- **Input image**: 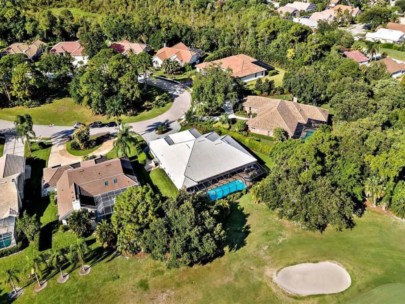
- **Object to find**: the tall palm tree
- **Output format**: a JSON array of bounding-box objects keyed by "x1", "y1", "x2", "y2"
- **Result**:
[
  {"x1": 14, "y1": 114, "x2": 36, "y2": 155},
  {"x1": 364, "y1": 176, "x2": 386, "y2": 207},
  {"x1": 113, "y1": 124, "x2": 137, "y2": 158},
  {"x1": 4, "y1": 268, "x2": 20, "y2": 295},
  {"x1": 69, "y1": 239, "x2": 90, "y2": 274},
  {"x1": 25, "y1": 255, "x2": 45, "y2": 289},
  {"x1": 47, "y1": 249, "x2": 69, "y2": 282},
  {"x1": 365, "y1": 41, "x2": 379, "y2": 61}
]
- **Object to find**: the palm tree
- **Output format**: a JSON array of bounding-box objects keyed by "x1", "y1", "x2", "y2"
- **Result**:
[
  {"x1": 69, "y1": 239, "x2": 90, "y2": 275},
  {"x1": 14, "y1": 114, "x2": 36, "y2": 155},
  {"x1": 113, "y1": 124, "x2": 137, "y2": 158},
  {"x1": 26, "y1": 255, "x2": 46, "y2": 289},
  {"x1": 47, "y1": 249, "x2": 69, "y2": 283},
  {"x1": 4, "y1": 268, "x2": 20, "y2": 295},
  {"x1": 364, "y1": 176, "x2": 386, "y2": 207},
  {"x1": 365, "y1": 41, "x2": 379, "y2": 61}
]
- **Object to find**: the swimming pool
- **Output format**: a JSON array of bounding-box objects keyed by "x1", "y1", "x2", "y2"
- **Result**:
[{"x1": 207, "y1": 180, "x2": 247, "y2": 201}]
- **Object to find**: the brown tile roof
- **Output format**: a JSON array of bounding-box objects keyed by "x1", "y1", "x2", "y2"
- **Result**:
[
  {"x1": 245, "y1": 96, "x2": 329, "y2": 137},
  {"x1": 379, "y1": 57, "x2": 405, "y2": 75},
  {"x1": 3, "y1": 40, "x2": 45, "y2": 59},
  {"x1": 51, "y1": 41, "x2": 85, "y2": 57},
  {"x1": 344, "y1": 50, "x2": 369, "y2": 63},
  {"x1": 333, "y1": 5, "x2": 360, "y2": 16},
  {"x1": 110, "y1": 40, "x2": 148, "y2": 55},
  {"x1": 55, "y1": 158, "x2": 138, "y2": 219},
  {"x1": 196, "y1": 54, "x2": 268, "y2": 78},
  {"x1": 386, "y1": 22, "x2": 405, "y2": 34},
  {"x1": 155, "y1": 42, "x2": 197, "y2": 64}
]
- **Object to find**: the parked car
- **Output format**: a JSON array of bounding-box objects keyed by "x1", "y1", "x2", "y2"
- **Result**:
[
  {"x1": 89, "y1": 121, "x2": 103, "y2": 128},
  {"x1": 73, "y1": 122, "x2": 84, "y2": 129}
]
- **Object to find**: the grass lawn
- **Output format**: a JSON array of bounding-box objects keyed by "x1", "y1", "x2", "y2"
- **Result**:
[
  {"x1": 380, "y1": 48, "x2": 405, "y2": 61},
  {"x1": 0, "y1": 96, "x2": 173, "y2": 126},
  {"x1": 1, "y1": 194, "x2": 404, "y2": 303},
  {"x1": 149, "y1": 168, "x2": 178, "y2": 198},
  {"x1": 66, "y1": 138, "x2": 102, "y2": 157},
  {"x1": 247, "y1": 67, "x2": 286, "y2": 91},
  {"x1": 0, "y1": 135, "x2": 4, "y2": 155}
]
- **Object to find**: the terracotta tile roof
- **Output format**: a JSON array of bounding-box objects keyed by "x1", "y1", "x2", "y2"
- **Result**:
[
  {"x1": 110, "y1": 40, "x2": 148, "y2": 55},
  {"x1": 245, "y1": 96, "x2": 329, "y2": 137},
  {"x1": 196, "y1": 54, "x2": 268, "y2": 78},
  {"x1": 386, "y1": 22, "x2": 405, "y2": 34},
  {"x1": 55, "y1": 158, "x2": 138, "y2": 219},
  {"x1": 379, "y1": 57, "x2": 405, "y2": 75},
  {"x1": 51, "y1": 41, "x2": 85, "y2": 57},
  {"x1": 310, "y1": 9, "x2": 335, "y2": 21},
  {"x1": 3, "y1": 40, "x2": 45, "y2": 59},
  {"x1": 155, "y1": 42, "x2": 197, "y2": 63},
  {"x1": 344, "y1": 50, "x2": 369, "y2": 63},
  {"x1": 333, "y1": 5, "x2": 360, "y2": 16}
]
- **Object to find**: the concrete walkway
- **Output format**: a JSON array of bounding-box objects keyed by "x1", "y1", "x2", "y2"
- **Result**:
[{"x1": 48, "y1": 137, "x2": 115, "y2": 168}]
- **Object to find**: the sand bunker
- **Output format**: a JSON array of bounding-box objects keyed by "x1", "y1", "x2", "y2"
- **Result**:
[{"x1": 274, "y1": 261, "x2": 351, "y2": 296}]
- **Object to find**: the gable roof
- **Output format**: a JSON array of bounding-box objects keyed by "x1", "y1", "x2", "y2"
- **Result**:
[
  {"x1": 378, "y1": 57, "x2": 405, "y2": 75},
  {"x1": 149, "y1": 129, "x2": 257, "y2": 189},
  {"x1": 287, "y1": 1, "x2": 313, "y2": 11},
  {"x1": 0, "y1": 174, "x2": 20, "y2": 220},
  {"x1": 310, "y1": 9, "x2": 335, "y2": 21},
  {"x1": 366, "y1": 28, "x2": 405, "y2": 42},
  {"x1": 155, "y1": 42, "x2": 198, "y2": 63},
  {"x1": 278, "y1": 6, "x2": 297, "y2": 15},
  {"x1": 344, "y1": 50, "x2": 369, "y2": 63},
  {"x1": 3, "y1": 40, "x2": 45, "y2": 59},
  {"x1": 196, "y1": 54, "x2": 268, "y2": 78},
  {"x1": 386, "y1": 22, "x2": 405, "y2": 34},
  {"x1": 110, "y1": 40, "x2": 148, "y2": 55},
  {"x1": 333, "y1": 5, "x2": 360, "y2": 16},
  {"x1": 51, "y1": 41, "x2": 85, "y2": 57},
  {"x1": 0, "y1": 155, "x2": 25, "y2": 178},
  {"x1": 54, "y1": 158, "x2": 138, "y2": 219},
  {"x1": 245, "y1": 96, "x2": 329, "y2": 137}
]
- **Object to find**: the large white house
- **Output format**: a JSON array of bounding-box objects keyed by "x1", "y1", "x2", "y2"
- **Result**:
[
  {"x1": 149, "y1": 129, "x2": 262, "y2": 194},
  {"x1": 0, "y1": 155, "x2": 27, "y2": 250},
  {"x1": 366, "y1": 28, "x2": 405, "y2": 44},
  {"x1": 196, "y1": 54, "x2": 271, "y2": 82}
]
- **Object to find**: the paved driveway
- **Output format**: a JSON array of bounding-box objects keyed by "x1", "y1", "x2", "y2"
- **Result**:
[
  {"x1": 2, "y1": 135, "x2": 24, "y2": 156},
  {"x1": 0, "y1": 79, "x2": 191, "y2": 142}
]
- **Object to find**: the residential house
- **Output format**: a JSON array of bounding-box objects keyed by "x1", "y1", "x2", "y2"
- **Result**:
[
  {"x1": 42, "y1": 157, "x2": 139, "y2": 224},
  {"x1": 277, "y1": 6, "x2": 298, "y2": 17},
  {"x1": 149, "y1": 129, "x2": 263, "y2": 194},
  {"x1": 0, "y1": 155, "x2": 27, "y2": 250},
  {"x1": 109, "y1": 40, "x2": 149, "y2": 55},
  {"x1": 310, "y1": 9, "x2": 335, "y2": 22},
  {"x1": 196, "y1": 54, "x2": 271, "y2": 82},
  {"x1": 377, "y1": 57, "x2": 405, "y2": 78},
  {"x1": 2, "y1": 40, "x2": 45, "y2": 60},
  {"x1": 244, "y1": 96, "x2": 329, "y2": 138},
  {"x1": 344, "y1": 50, "x2": 369, "y2": 65},
  {"x1": 293, "y1": 17, "x2": 318, "y2": 29},
  {"x1": 333, "y1": 5, "x2": 361, "y2": 18},
  {"x1": 366, "y1": 28, "x2": 405, "y2": 44},
  {"x1": 278, "y1": 1, "x2": 317, "y2": 15},
  {"x1": 386, "y1": 22, "x2": 405, "y2": 34},
  {"x1": 153, "y1": 42, "x2": 201, "y2": 68},
  {"x1": 51, "y1": 41, "x2": 88, "y2": 67}
]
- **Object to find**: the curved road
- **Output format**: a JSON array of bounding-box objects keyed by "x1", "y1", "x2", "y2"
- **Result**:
[{"x1": 0, "y1": 79, "x2": 191, "y2": 142}]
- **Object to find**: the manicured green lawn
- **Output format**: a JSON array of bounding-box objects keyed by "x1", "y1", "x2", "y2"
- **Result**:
[
  {"x1": 66, "y1": 140, "x2": 102, "y2": 157},
  {"x1": 380, "y1": 48, "x2": 405, "y2": 61},
  {"x1": 27, "y1": 141, "x2": 52, "y2": 165},
  {"x1": 0, "y1": 136, "x2": 4, "y2": 155},
  {"x1": 149, "y1": 168, "x2": 178, "y2": 198},
  {"x1": 0, "y1": 97, "x2": 173, "y2": 126},
  {"x1": 247, "y1": 67, "x2": 286, "y2": 90},
  {"x1": 2, "y1": 194, "x2": 404, "y2": 303},
  {"x1": 349, "y1": 283, "x2": 405, "y2": 304}
]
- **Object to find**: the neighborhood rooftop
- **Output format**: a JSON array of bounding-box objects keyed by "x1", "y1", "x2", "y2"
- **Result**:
[
  {"x1": 51, "y1": 41, "x2": 85, "y2": 56},
  {"x1": 155, "y1": 42, "x2": 198, "y2": 64},
  {"x1": 344, "y1": 50, "x2": 369, "y2": 64},
  {"x1": 149, "y1": 129, "x2": 258, "y2": 190},
  {"x1": 110, "y1": 40, "x2": 148, "y2": 55}
]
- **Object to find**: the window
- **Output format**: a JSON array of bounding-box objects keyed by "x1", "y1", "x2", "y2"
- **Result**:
[
  {"x1": 104, "y1": 181, "x2": 108, "y2": 186},
  {"x1": 113, "y1": 178, "x2": 117, "y2": 184}
]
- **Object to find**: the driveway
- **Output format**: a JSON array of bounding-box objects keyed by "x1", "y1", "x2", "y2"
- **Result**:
[{"x1": 2, "y1": 135, "x2": 25, "y2": 156}]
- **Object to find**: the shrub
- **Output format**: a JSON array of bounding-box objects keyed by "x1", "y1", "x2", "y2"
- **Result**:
[{"x1": 138, "y1": 152, "x2": 147, "y2": 165}]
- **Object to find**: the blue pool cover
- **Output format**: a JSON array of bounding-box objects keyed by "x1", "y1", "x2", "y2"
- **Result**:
[{"x1": 207, "y1": 180, "x2": 247, "y2": 201}]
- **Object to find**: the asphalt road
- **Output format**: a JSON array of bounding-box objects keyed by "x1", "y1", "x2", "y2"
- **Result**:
[{"x1": 0, "y1": 78, "x2": 191, "y2": 143}]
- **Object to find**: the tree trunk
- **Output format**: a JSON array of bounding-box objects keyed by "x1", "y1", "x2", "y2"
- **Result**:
[
  {"x1": 59, "y1": 266, "x2": 64, "y2": 279},
  {"x1": 35, "y1": 272, "x2": 41, "y2": 287},
  {"x1": 1, "y1": 81, "x2": 11, "y2": 103},
  {"x1": 10, "y1": 277, "x2": 16, "y2": 293}
]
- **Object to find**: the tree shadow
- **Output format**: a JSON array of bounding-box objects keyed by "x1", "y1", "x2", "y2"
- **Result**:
[
  {"x1": 224, "y1": 202, "x2": 250, "y2": 252},
  {"x1": 24, "y1": 158, "x2": 47, "y2": 217},
  {"x1": 38, "y1": 220, "x2": 57, "y2": 251},
  {"x1": 87, "y1": 247, "x2": 116, "y2": 267},
  {"x1": 0, "y1": 287, "x2": 13, "y2": 304}
]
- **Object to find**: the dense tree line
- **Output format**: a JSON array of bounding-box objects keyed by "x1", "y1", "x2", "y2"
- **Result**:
[{"x1": 111, "y1": 185, "x2": 230, "y2": 267}]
